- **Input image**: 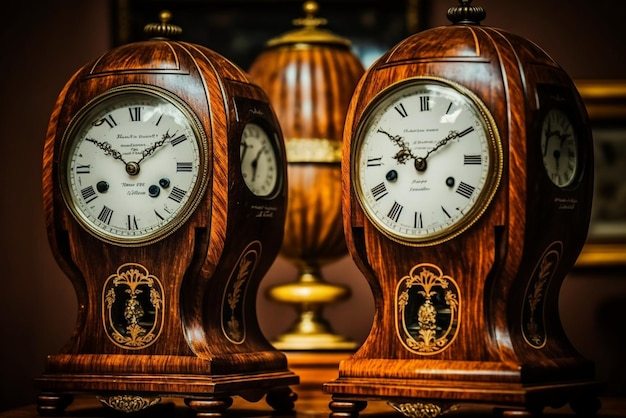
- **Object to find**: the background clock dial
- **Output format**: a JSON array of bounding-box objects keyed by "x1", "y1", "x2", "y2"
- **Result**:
[
  {"x1": 541, "y1": 108, "x2": 578, "y2": 187},
  {"x1": 239, "y1": 122, "x2": 279, "y2": 197},
  {"x1": 61, "y1": 87, "x2": 207, "y2": 244},
  {"x1": 353, "y1": 78, "x2": 502, "y2": 244}
]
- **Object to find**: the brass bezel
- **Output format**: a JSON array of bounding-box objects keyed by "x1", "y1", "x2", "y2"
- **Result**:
[
  {"x1": 352, "y1": 76, "x2": 503, "y2": 246},
  {"x1": 59, "y1": 84, "x2": 210, "y2": 247}
]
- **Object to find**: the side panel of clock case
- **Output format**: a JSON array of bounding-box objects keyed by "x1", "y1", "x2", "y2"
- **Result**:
[
  {"x1": 179, "y1": 76, "x2": 290, "y2": 373},
  {"x1": 500, "y1": 40, "x2": 595, "y2": 382}
]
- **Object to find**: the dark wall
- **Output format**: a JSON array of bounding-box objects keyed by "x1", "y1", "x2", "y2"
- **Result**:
[{"x1": 1, "y1": 0, "x2": 624, "y2": 411}]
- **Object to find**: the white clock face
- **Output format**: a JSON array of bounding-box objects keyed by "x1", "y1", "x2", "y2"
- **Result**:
[
  {"x1": 60, "y1": 86, "x2": 208, "y2": 245},
  {"x1": 541, "y1": 108, "x2": 578, "y2": 188},
  {"x1": 239, "y1": 122, "x2": 279, "y2": 197},
  {"x1": 353, "y1": 78, "x2": 502, "y2": 245}
]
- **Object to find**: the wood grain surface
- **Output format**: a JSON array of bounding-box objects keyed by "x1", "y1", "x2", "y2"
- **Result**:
[
  {"x1": 249, "y1": 42, "x2": 364, "y2": 269},
  {"x1": 40, "y1": 36, "x2": 297, "y2": 416},
  {"x1": 325, "y1": 17, "x2": 598, "y2": 417}
]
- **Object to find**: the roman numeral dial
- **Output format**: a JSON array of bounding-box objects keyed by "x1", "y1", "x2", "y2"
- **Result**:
[
  {"x1": 353, "y1": 78, "x2": 503, "y2": 244},
  {"x1": 62, "y1": 87, "x2": 208, "y2": 245}
]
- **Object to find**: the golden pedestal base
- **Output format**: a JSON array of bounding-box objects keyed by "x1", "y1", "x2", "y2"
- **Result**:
[{"x1": 267, "y1": 267, "x2": 358, "y2": 351}]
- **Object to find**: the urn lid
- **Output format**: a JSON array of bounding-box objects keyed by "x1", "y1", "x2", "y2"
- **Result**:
[{"x1": 265, "y1": 1, "x2": 351, "y2": 48}]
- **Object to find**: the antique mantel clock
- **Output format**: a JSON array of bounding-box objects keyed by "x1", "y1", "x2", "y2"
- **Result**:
[
  {"x1": 38, "y1": 12, "x2": 297, "y2": 416},
  {"x1": 324, "y1": 1, "x2": 601, "y2": 416}
]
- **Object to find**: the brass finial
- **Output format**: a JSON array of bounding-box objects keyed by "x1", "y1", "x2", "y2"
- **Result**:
[
  {"x1": 144, "y1": 10, "x2": 182, "y2": 39},
  {"x1": 292, "y1": 1, "x2": 327, "y2": 30},
  {"x1": 266, "y1": 1, "x2": 351, "y2": 48},
  {"x1": 447, "y1": 0, "x2": 486, "y2": 25}
]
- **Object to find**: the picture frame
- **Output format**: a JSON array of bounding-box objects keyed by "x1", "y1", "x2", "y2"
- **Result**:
[{"x1": 575, "y1": 80, "x2": 626, "y2": 267}]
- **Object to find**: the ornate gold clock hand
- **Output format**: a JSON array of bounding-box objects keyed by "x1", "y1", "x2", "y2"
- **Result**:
[
  {"x1": 414, "y1": 127, "x2": 475, "y2": 171},
  {"x1": 136, "y1": 130, "x2": 175, "y2": 165},
  {"x1": 377, "y1": 128, "x2": 418, "y2": 164},
  {"x1": 84, "y1": 137, "x2": 128, "y2": 164}
]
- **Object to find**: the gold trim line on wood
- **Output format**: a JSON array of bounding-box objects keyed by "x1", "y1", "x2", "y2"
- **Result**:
[{"x1": 285, "y1": 138, "x2": 342, "y2": 163}]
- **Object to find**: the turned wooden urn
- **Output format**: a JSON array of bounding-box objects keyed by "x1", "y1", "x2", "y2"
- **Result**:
[{"x1": 248, "y1": 1, "x2": 364, "y2": 350}]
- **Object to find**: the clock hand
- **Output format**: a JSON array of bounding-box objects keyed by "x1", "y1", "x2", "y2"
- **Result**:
[
  {"x1": 136, "y1": 130, "x2": 175, "y2": 165},
  {"x1": 423, "y1": 130, "x2": 461, "y2": 158},
  {"x1": 552, "y1": 131, "x2": 571, "y2": 171},
  {"x1": 553, "y1": 149, "x2": 560, "y2": 170},
  {"x1": 414, "y1": 128, "x2": 473, "y2": 171},
  {"x1": 84, "y1": 137, "x2": 128, "y2": 165},
  {"x1": 377, "y1": 128, "x2": 418, "y2": 164},
  {"x1": 240, "y1": 139, "x2": 250, "y2": 163},
  {"x1": 251, "y1": 145, "x2": 266, "y2": 181},
  {"x1": 542, "y1": 124, "x2": 560, "y2": 157}
]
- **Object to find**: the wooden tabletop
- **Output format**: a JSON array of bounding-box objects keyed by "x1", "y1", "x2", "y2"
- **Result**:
[
  {"x1": 2, "y1": 395, "x2": 625, "y2": 417},
  {"x1": 7, "y1": 353, "x2": 623, "y2": 417}
]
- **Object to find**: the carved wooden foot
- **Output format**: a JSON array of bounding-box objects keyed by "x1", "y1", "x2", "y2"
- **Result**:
[
  {"x1": 185, "y1": 396, "x2": 233, "y2": 417},
  {"x1": 36, "y1": 393, "x2": 73, "y2": 416},
  {"x1": 266, "y1": 386, "x2": 297, "y2": 412},
  {"x1": 329, "y1": 398, "x2": 367, "y2": 418}
]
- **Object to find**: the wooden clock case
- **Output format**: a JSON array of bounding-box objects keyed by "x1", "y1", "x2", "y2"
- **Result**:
[
  {"x1": 38, "y1": 19, "x2": 297, "y2": 417},
  {"x1": 324, "y1": 4, "x2": 601, "y2": 417}
]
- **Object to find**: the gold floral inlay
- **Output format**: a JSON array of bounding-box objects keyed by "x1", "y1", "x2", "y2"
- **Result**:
[
  {"x1": 388, "y1": 401, "x2": 459, "y2": 418},
  {"x1": 523, "y1": 241, "x2": 562, "y2": 348},
  {"x1": 97, "y1": 394, "x2": 161, "y2": 413},
  {"x1": 395, "y1": 263, "x2": 461, "y2": 355},
  {"x1": 222, "y1": 241, "x2": 261, "y2": 344},
  {"x1": 102, "y1": 263, "x2": 164, "y2": 349}
]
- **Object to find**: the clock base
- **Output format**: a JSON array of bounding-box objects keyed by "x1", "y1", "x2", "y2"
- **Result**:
[
  {"x1": 36, "y1": 354, "x2": 298, "y2": 417},
  {"x1": 37, "y1": 373, "x2": 297, "y2": 417},
  {"x1": 324, "y1": 377, "x2": 603, "y2": 417}
]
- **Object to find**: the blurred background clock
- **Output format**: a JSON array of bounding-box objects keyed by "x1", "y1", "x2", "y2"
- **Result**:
[
  {"x1": 38, "y1": 12, "x2": 297, "y2": 416},
  {"x1": 324, "y1": 1, "x2": 600, "y2": 416}
]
